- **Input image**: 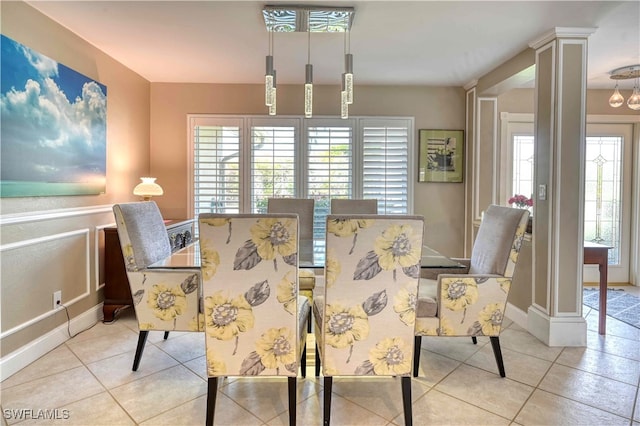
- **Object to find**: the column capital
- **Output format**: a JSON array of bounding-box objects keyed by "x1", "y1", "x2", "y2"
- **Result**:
[
  {"x1": 529, "y1": 27, "x2": 597, "y2": 49},
  {"x1": 463, "y1": 79, "x2": 478, "y2": 91}
]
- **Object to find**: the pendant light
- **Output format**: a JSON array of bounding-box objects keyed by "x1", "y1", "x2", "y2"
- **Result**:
[
  {"x1": 627, "y1": 78, "x2": 640, "y2": 111},
  {"x1": 608, "y1": 82, "x2": 624, "y2": 108},
  {"x1": 265, "y1": 10, "x2": 276, "y2": 114},
  {"x1": 343, "y1": 14, "x2": 353, "y2": 105},
  {"x1": 608, "y1": 65, "x2": 640, "y2": 110},
  {"x1": 304, "y1": 24, "x2": 313, "y2": 118},
  {"x1": 261, "y1": 6, "x2": 355, "y2": 119}
]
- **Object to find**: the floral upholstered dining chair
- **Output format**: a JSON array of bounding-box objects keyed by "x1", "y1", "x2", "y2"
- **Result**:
[
  {"x1": 314, "y1": 214, "x2": 425, "y2": 426},
  {"x1": 198, "y1": 213, "x2": 310, "y2": 426},
  {"x1": 413, "y1": 204, "x2": 529, "y2": 378},
  {"x1": 112, "y1": 202, "x2": 202, "y2": 371}
]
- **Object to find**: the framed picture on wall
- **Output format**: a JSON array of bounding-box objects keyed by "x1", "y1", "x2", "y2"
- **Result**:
[
  {"x1": 418, "y1": 129, "x2": 464, "y2": 183},
  {"x1": 0, "y1": 34, "x2": 107, "y2": 197}
]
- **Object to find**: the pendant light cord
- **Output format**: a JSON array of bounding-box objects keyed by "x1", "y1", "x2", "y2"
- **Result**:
[{"x1": 307, "y1": 20, "x2": 311, "y2": 64}]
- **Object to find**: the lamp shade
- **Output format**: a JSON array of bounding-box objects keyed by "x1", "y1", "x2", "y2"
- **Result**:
[{"x1": 133, "y1": 177, "x2": 163, "y2": 201}]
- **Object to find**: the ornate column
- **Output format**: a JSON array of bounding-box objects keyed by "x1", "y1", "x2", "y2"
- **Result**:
[{"x1": 528, "y1": 28, "x2": 596, "y2": 346}]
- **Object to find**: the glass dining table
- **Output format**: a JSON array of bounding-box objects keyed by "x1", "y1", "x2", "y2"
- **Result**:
[{"x1": 147, "y1": 241, "x2": 465, "y2": 270}]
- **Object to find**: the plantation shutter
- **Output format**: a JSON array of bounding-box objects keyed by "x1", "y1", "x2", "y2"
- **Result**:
[
  {"x1": 306, "y1": 122, "x2": 353, "y2": 242},
  {"x1": 248, "y1": 118, "x2": 299, "y2": 212},
  {"x1": 191, "y1": 117, "x2": 242, "y2": 221},
  {"x1": 361, "y1": 119, "x2": 411, "y2": 214}
]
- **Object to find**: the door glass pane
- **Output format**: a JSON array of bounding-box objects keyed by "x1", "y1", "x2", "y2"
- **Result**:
[
  {"x1": 584, "y1": 136, "x2": 623, "y2": 264},
  {"x1": 512, "y1": 135, "x2": 535, "y2": 202}
]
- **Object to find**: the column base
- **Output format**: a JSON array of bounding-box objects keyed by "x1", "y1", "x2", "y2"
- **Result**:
[{"x1": 527, "y1": 306, "x2": 587, "y2": 347}]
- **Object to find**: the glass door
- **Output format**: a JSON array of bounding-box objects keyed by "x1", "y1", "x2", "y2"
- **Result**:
[
  {"x1": 505, "y1": 120, "x2": 634, "y2": 284},
  {"x1": 583, "y1": 123, "x2": 633, "y2": 284}
]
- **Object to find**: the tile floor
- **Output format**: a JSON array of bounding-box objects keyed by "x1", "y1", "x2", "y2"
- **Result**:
[{"x1": 2, "y1": 287, "x2": 639, "y2": 426}]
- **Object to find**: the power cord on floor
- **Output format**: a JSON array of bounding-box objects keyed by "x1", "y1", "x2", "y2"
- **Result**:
[{"x1": 59, "y1": 302, "x2": 98, "y2": 338}]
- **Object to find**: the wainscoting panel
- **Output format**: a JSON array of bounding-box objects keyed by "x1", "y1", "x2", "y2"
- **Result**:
[{"x1": 0, "y1": 229, "x2": 91, "y2": 338}]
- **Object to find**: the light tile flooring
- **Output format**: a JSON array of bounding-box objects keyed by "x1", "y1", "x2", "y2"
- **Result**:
[{"x1": 2, "y1": 287, "x2": 639, "y2": 426}]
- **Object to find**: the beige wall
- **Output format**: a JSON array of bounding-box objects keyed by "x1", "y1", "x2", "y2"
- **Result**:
[
  {"x1": 1, "y1": 2, "x2": 150, "y2": 357},
  {"x1": 499, "y1": 87, "x2": 640, "y2": 116},
  {"x1": 150, "y1": 83, "x2": 467, "y2": 256}
]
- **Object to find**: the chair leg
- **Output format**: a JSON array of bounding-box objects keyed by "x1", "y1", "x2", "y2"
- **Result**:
[
  {"x1": 490, "y1": 336, "x2": 506, "y2": 377},
  {"x1": 412, "y1": 336, "x2": 421, "y2": 377},
  {"x1": 301, "y1": 342, "x2": 307, "y2": 378},
  {"x1": 288, "y1": 377, "x2": 296, "y2": 426},
  {"x1": 401, "y1": 376, "x2": 413, "y2": 426},
  {"x1": 315, "y1": 343, "x2": 321, "y2": 377},
  {"x1": 206, "y1": 377, "x2": 218, "y2": 426},
  {"x1": 323, "y1": 376, "x2": 333, "y2": 426},
  {"x1": 132, "y1": 331, "x2": 149, "y2": 371},
  {"x1": 471, "y1": 336, "x2": 477, "y2": 344},
  {"x1": 307, "y1": 305, "x2": 312, "y2": 333},
  {"x1": 164, "y1": 331, "x2": 170, "y2": 340}
]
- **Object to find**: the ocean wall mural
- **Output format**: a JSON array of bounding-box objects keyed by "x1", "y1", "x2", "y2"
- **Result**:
[{"x1": 1, "y1": 34, "x2": 107, "y2": 197}]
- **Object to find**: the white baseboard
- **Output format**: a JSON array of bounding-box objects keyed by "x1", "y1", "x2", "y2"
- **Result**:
[
  {"x1": 505, "y1": 302, "x2": 528, "y2": 330},
  {"x1": 0, "y1": 304, "x2": 103, "y2": 382},
  {"x1": 527, "y1": 305, "x2": 587, "y2": 347}
]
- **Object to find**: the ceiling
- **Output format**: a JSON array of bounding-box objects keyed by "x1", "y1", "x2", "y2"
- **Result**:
[{"x1": 26, "y1": 1, "x2": 640, "y2": 90}]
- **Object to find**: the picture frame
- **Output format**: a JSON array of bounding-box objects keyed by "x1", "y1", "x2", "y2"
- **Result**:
[
  {"x1": 418, "y1": 129, "x2": 464, "y2": 183},
  {"x1": 1, "y1": 34, "x2": 107, "y2": 197}
]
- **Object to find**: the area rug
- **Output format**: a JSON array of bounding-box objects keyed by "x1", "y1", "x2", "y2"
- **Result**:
[{"x1": 583, "y1": 288, "x2": 640, "y2": 329}]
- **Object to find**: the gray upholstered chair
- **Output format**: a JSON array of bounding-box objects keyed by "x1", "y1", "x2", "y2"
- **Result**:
[
  {"x1": 112, "y1": 202, "x2": 202, "y2": 371},
  {"x1": 267, "y1": 198, "x2": 316, "y2": 313},
  {"x1": 413, "y1": 204, "x2": 529, "y2": 378},
  {"x1": 330, "y1": 198, "x2": 378, "y2": 214},
  {"x1": 315, "y1": 214, "x2": 424, "y2": 426},
  {"x1": 198, "y1": 214, "x2": 310, "y2": 426}
]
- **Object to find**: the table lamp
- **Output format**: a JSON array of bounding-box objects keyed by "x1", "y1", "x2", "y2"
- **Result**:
[{"x1": 133, "y1": 177, "x2": 163, "y2": 201}]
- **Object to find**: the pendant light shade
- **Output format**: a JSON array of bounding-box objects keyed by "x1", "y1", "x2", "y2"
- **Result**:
[
  {"x1": 341, "y1": 88, "x2": 349, "y2": 119},
  {"x1": 608, "y1": 65, "x2": 640, "y2": 110},
  {"x1": 269, "y1": 83, "x2": 277, "y2": 116},
  {"x1": 627, "y1": 79, "x2": 640, "y2": 110},
  {"x1": 608, "y1": 83, "x2": 624, "y2": 108},
  {"x1": 265, "y1": 56, "x2": 274, "y2": 106},
  {"x1": 344, "y1": 53, "x2": 354, "y2": 105},
  {"x1": 305, "y1": 64, "x2": 313, "y2": 118}
]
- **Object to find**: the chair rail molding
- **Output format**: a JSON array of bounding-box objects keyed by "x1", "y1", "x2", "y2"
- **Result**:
[{"x1": 0, "y1": 204, "x2": 113, "y2": 226}]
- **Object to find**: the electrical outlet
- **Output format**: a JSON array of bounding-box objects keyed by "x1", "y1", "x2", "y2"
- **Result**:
[{"x1": 53, "y1": 291, "x2": 62, "y2": 310}]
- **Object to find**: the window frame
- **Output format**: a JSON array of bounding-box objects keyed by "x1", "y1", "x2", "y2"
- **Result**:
[{"x1": 187, "y1": 114, "x2": 415, "y2": 219}]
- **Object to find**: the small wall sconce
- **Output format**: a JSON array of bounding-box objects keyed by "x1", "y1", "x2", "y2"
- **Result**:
[{"x1": 133, "y1": 177, "x2": 163, "y2": 201}]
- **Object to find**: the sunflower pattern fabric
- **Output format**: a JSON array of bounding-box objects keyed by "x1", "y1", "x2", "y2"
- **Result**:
[
  {"x1": 198, "y1": 214, "x2": 306, "y2": 377},
  {"x1": 315, "y1": 215, "x2": 425, "y2": 377},
  {"x1": 415, "y1": 206, "x2": 529, "y2": 337},
  {"x1": 113, "y1": 202, "x2": 202, "y2": 333}
]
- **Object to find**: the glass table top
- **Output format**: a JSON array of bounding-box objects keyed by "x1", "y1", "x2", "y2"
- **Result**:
[{"x1": 148, "y1": 242, "x2": 465, "y2": 270}]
